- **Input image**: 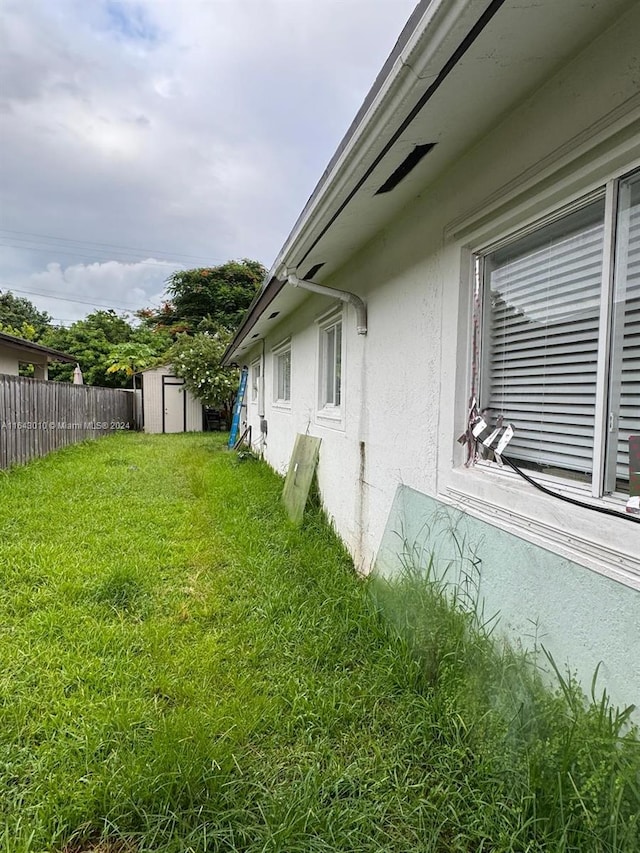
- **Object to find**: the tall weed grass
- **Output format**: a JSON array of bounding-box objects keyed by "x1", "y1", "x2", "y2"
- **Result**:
[{"x1": 371, "y1": 538, "x2": 640, "y2": 852}]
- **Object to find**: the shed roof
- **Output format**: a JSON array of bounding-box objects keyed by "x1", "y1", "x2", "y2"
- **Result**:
[{"x1": 138, "y1": 363, "x2": 174, "y2": 375}]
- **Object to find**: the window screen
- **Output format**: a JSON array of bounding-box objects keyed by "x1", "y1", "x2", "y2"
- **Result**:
[{"x1": 483, "y1": 199, "x2": 606, "y2": 480}]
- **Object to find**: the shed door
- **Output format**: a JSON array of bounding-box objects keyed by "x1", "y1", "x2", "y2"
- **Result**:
[{"x1": 163, "y1": 379, "x2": 186, "y2": 433}]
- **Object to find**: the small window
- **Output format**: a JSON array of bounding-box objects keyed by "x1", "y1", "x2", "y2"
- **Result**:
[
  {"x1": 318, "y1": 315, "x2": 342, "y2": 412},
  {"x1": 273, "y1": 343, "x2": 291, "y2": 405},
  {"x1": 250, "y1": 359, "x2": 261, "y2": 404}
]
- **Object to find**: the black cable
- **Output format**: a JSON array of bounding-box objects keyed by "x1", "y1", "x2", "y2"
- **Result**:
[
  {"x1": 501, "y1": 453, "x2": 640, "y2": 525},
  {"x1": 0, "y1": 242, "x2": 184, "y2": 268},
  {"x1": 0, "y1": 283, "x2": 154, "y2": 313},
  {"x1": 0, "y1": 228, "x2": 225, "y2": 264}
]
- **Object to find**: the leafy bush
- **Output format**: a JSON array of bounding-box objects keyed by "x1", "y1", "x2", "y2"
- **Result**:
[{"x1": 169, "y1": 330, "x2": 238, "y2": 409}]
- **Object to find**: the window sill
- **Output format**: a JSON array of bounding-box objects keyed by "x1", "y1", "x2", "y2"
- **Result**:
[
  {"x1": 316, "y1": 406, "x2": 344, "y2": 429},
  {"x1": 439, "y1": 463, "x2": 640, "y2": 590},
  {"x1": 272, "y1": 401, "x2": 291, "y2": 412},
  {"x1": 474, "y1": 459, "x2": 631, "y2": 510}
]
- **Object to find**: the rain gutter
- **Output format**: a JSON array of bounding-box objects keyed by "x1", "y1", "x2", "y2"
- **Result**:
[{"x1": 222, "y1": 0, "x2": 507, "y2": 364}]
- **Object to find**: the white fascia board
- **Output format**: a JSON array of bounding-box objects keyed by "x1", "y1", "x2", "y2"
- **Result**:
[{"x1": 273, "y1": 0, "x2": 494, "y2": 278}]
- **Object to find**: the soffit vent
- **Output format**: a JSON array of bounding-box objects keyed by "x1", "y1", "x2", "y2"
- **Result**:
[
  {"x1": 303, "y1": 263, "x2": 325, "y2": 280},
  {"x1": 375, "y1": 143, "x2": 436, "y2": 195}
]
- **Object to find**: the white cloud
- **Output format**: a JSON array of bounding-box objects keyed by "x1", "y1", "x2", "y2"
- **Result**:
[
  {"x1": 0, "y1": 0, "x2": 418, "y2": 319},
  {"x1": 12, "y1": 259, "x2": 178, "y2": 324}
]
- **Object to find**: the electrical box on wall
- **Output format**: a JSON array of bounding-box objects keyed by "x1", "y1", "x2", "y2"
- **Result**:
[{"x1": 260, "y1": 418, "x2": 268, "y2": 436}]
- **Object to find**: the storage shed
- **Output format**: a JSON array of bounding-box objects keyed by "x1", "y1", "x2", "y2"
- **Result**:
[{"x1": 139, "y1": 365, "x2": 203, "y2": 434}]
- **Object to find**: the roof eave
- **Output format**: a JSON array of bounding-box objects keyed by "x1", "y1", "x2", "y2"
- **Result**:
[
  {"x1": 221, "y1": 275, "x2": 285, "y2": 365},
  {"x1": 0, "y1": 331, "x2": 76, "y2": 363},
  {"x1": 223, "y1": 0, "x2": 497, "y2": 363}
]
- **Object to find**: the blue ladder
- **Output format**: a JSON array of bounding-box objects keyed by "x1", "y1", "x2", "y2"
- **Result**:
[{"x1": 228, "y1": 366, "x2": 249, "y2": 449}]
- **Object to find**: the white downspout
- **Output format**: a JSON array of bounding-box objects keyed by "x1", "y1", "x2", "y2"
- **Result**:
[
  {"x1": 284, "y1": 271, "x2": 367, "y2": 335},
  {"x1": 259, "y1": 338, "x2": 266, "y2": 418}
]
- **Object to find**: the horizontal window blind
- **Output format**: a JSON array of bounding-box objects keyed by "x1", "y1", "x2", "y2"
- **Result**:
[{"x1": 486, "y1": 200, "x2": 605, "y2": 477}]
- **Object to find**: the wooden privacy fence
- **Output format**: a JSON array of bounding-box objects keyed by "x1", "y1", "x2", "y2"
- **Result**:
[{"x1": 0, "y1": 375, "x2": 136, "y2": 470}]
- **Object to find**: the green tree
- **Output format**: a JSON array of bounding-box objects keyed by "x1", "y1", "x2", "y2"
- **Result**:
[
  {"x1": 43, "y1": 310, "x2": 137, "y2": 386},
  {"x1": 139, "y1": 259, "x2": 265, "y2": 336},
  {"x1": 106, "y1": 342, "x2": 162, "y2": 383},
  {"x1": 0, "y1": 320, "x2": 38, "y2": 342},
  {"x1": 42, "y1": 311, "x2": 172, "y2": 387},
  {"x1": 169, "y1": 330, "x2": 238, "y2": 414},
  {"x1": 0, "y1": 291, "x2": 51, "y2": 339},
  {"x1": 105, "y1": 326, "x2": 172, "y2": 383}
]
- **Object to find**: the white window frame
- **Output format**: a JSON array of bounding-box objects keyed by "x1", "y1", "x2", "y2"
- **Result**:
[
  {"x1": 473, "y1": 167, "x2": 640, "y2": 500},
  {"x1": 250, "y1": 358, "x2": 261, "y2": 405},
  {"x1": 316, "y1": 308, "x2": 344, "y2": 423},
  {"x1": 272, "y1": 339, "x2": 291, "y2": 409}
]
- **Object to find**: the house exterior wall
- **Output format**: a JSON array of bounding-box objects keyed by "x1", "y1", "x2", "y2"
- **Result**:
[
  {"x1": 241, "y1": 9, "x2": 640, "y2": 709},
  {"x1": 141, "y1": 366, "x2": 203, "y2": 434},
  {"x1": 376, "y1": 486, "x2": 640, "y2": 718},
  {"x1": 0, "y1": 344, "x2": 51, "y2": 379},
  {"x1": 0, "y1": 348, "x2": 19, "y2": 376}
]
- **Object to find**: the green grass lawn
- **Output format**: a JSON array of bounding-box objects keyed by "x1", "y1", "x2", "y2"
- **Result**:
[{"x1": 0, "y1": 433, "x2": 638, "y2": 852}]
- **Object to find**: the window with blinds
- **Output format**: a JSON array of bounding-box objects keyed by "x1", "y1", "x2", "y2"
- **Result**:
[
  {"x1": 323, "y1": 321, "x2": 342, "y2": 407},
  {"x1": 318, "y1": 313, "x2": 343, "y2": 413},
  {"x1": 480, "y1": 169, "x2": 639, "y2": 495},
  {"x1": 274, "y1": 347, "x2": 291, "y2": 404},
  {"x1": 250, "y1": 359, "x2": 261, "y2": 404}
]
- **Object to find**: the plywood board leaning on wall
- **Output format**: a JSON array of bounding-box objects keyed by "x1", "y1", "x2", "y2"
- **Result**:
[{"x1": 282, "y1": 434, "x2": 321, "y2": 526}]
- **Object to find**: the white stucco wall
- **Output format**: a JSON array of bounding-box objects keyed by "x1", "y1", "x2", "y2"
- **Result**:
[
  {"x1": 0, "y1": 348, "x2": 19, "y2": 376},
  {"x1": 0, "y1": 345, "x2": 49, "y2": 379},
  {"x1": 247, "y1": 1, "x2": 639, "y2": 569},
  {"x1": 240, "y1": 7, "x2": 640, "y2": 710},
  {"x1": 141, "y1": 366, "x2": 203, "y2": 434},
  {"x1": 376, "y1": 486, "x2": 640, "y2": 717}
]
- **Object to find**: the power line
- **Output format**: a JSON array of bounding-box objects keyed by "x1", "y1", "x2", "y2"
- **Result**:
[
  {"x1": 0, "y1": 241, "x2": 186, "y2": 269},
  {"x1": 0, "y1": 227, "x2": 218, "y2": 260},
  {"x1": 0, "y1": 282, "x2": 156, "y2": 313},
  {"x1": 0, "y1": 228, "x2": 226, "y2": 265}
]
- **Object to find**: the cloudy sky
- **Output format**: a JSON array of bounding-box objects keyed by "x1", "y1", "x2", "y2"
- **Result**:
[{"x1": 0, "y1": 0, "x2": 417, "y2": 325}]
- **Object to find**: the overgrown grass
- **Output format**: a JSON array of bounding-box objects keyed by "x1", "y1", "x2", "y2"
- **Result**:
[
  {"x1": 0, "y1": 433, "x2": 638, "y2": 852},
  {"x1": 372, "y1": 557, "x2": 640, "y2": 852}
]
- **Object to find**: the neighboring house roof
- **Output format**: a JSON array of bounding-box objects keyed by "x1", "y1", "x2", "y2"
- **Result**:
[
  {"x1": 0, "y1": 331, "x2": 76, "y2": 364},
  {"x1": 224, "y1": 0, "x2": 630, "y2": 364}
]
